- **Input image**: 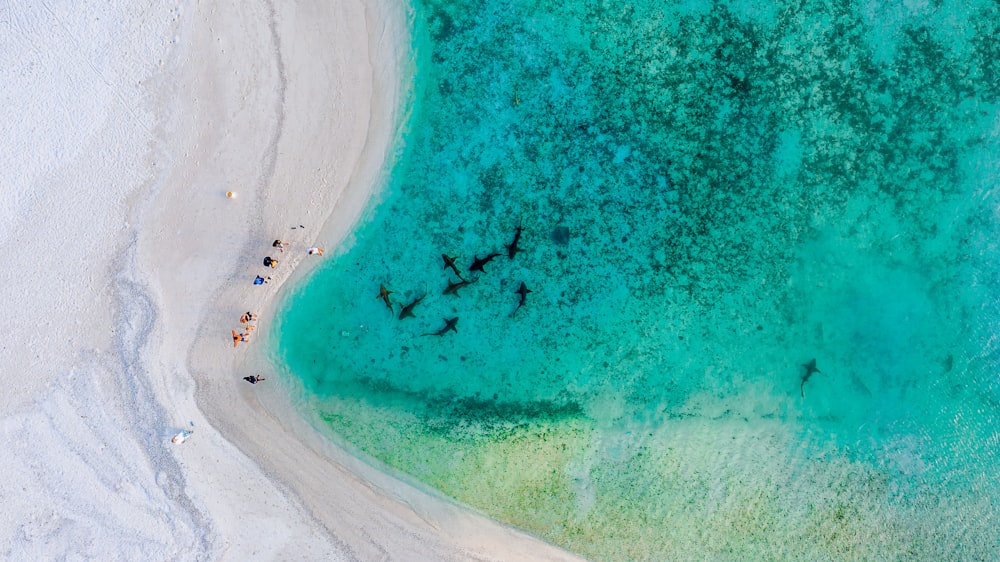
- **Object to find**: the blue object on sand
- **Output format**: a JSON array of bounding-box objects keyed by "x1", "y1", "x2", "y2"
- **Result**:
[{"x1": 253, "y1": 275, "x2": 265, "y2": 285}]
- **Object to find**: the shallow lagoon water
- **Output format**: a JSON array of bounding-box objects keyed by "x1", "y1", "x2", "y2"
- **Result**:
[{"x1": 275, "y1": 1, "x2": 1000, "y2": 558}]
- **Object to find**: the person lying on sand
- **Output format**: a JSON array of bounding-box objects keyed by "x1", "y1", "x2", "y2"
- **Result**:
[
  {"x1": 243, "y1": 375, "x2": 265, "y2": 384},
  {"x1": 232, "y1": 330, "x2": 250, "y2": 347},
  {"x1": 240, "y1": 312, "x2": 258, "y2": 330},
  {"x1": 171, "y1": 430, "x2": 193, "y2": 444},
  {"x1": 307, "y1": 247, "x2": 324, "y2": 255}
]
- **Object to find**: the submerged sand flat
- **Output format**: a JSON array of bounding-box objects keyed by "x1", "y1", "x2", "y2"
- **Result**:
[{"x1": 0, "y1": 1, "x2": 581, "y2": 559}]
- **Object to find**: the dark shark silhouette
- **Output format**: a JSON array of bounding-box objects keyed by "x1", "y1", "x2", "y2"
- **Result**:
[
  {"x1": 511, "y1": 281, "x2": 532, "y2": 318},
  {"x1": 443, "y1": 277, "x2": 476, "y2": 297},
  {"x1": 422, "y1": 317, "x2": 458, "y2": 337},
  {"x1": 398, "y1": 293, "x2": 426, "y2": 320},
  {"x1": 800, "y1": 358, "x2": 820, "y2": 398},
  {"x1": 469, "y1": 253, "x2": 502, "y2": 273},
  {"x1": 505, "y1": 225, "x2": 524, "y2": 259},
  {"x1": 442, "y1": 254, "x2": 463, "y2": 278},
  {"x1": 376, "y1": 284, "x2": 393, "y2": 313}
]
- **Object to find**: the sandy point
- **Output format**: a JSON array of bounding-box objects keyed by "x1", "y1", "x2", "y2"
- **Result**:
[
  {"x1": 0, "y1": 0, "x2": 589, "y2": 560},
  {"x1": 130, "y1": 0, "x2": 588, "y2": 560}
]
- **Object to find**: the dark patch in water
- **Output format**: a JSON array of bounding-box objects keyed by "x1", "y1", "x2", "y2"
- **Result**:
[
  {"x1": 551, "y1": 225, "x2": 570, "y2": 245},
  {"x1": 345, "y1": 375, "x2": 583, "y2": 435}
]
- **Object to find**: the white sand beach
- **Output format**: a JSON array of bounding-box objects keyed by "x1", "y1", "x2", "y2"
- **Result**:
[{"x1": 0, "y1": 1, "x2": 582, "y2": 560}]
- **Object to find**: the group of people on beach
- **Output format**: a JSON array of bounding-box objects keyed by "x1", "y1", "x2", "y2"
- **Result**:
[
  {"x1": 232, "y1": 311, "x2": 259, "y2": 385},
  {"x1": 234, "y1": 233, "x2": 326, "y2": 385},
  {"x1": 232, "y1": 311, "x2": 257, "y2": 348},
  {"x1": 270, "y1": 238, "x2": 324, "y2": 257},
  {"x1": 255, "y1": 240, "x2": 324, "y2": 285}
]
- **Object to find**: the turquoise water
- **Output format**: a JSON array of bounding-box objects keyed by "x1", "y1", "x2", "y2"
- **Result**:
[{"x1": 275, "y1": 1, "x2": 1000, "y2": 558}]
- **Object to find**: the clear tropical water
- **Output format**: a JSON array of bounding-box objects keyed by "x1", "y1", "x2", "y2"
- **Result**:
[{"x1": 274, "y1": 0, "x2": 1000, "y2": 559}]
